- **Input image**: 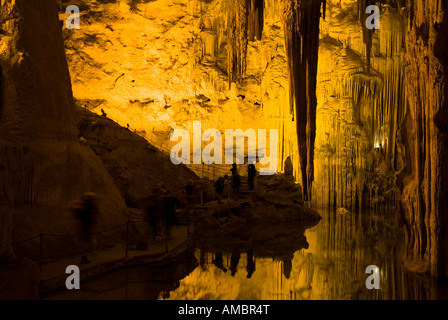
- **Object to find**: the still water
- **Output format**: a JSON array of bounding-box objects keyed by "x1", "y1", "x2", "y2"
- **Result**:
[{"x1": 44, "y1": 206, "x2": 448, "y2": 300}]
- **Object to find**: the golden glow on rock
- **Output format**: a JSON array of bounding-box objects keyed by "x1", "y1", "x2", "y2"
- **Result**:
[{"x1": 63, "y1": 0, "x2": 301, "y2": 181}]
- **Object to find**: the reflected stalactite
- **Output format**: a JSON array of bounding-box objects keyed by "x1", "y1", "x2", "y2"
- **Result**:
[
  {"x1": 282, "y1": 0, "x2": 325, "y2": 201},
  {"x1": 161, "y1": 208, "x2": 440, "y2": 299},
  {"x1": 291, "y1": 207, "x2": 438, "y2": 300}
]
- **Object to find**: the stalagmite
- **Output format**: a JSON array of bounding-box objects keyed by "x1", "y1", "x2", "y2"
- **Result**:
[{"x1": 282, "y1": 0, "x2": 325, "y2": 201}]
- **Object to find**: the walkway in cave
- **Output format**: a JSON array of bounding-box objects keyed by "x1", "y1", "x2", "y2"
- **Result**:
[
  {"x1": 39, "y1": 186, "x2": 258, "y2": 294},
  {"x1": 40, "y1": 226, "x2": 190, "y2": 294}
]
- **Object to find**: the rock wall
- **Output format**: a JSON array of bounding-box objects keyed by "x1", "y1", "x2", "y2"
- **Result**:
[
  {"x1": 313, "y1": 0, "x2": 406, "y2": 210},
  {"x1": 0, "y1": 0, "x2": 128, "y2": 261},
  {"x1": 60, "y1": 0, "x2": 304, "y2": 182},
  {"x1": 398, "y1": 0, "x2": 448, "y2": 277}
]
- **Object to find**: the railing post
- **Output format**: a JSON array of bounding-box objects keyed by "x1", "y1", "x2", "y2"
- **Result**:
[
  {"x1": 228, "y1": 179, "x2": 230, "y2": 203},
  {"x1": 125, "y1": 221, "x2": 129, "y2": 258},
  {"x1": 39, "y1": 233, "x2": 43, "y2": 274},
  {"x1": 165, "y1": 236, "x2": 168, "y2": 254},
  {"x1": 187, "y1": 208, "x2": 190, "y2": 238}
]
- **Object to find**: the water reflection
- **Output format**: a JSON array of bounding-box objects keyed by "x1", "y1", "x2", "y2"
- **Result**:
[
  {"x1": 44, "y1": 206, "x2": 448, "y2": 300},
  {"x1": 164, "y1": 206, "x2": 447, "y2": 300},
  {"x1": 43, "y1": 251, "x2": 198, "y2": 300}
]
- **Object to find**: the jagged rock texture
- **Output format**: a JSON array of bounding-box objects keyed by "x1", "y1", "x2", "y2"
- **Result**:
[
  {"x1": 313, "y1": 1, "x2": 407, "y2": 211},
  {"x1": 397, "y1": 0, "x2": 448, "y2": 277}
]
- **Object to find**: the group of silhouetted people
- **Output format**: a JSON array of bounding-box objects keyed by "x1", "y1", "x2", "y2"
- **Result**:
[
  {"x1": 69, "y1": 163, "x2": 259, "y2": 265},
  {"x1": 214, "y1": 163, "x2": 258, "y2": 202}
]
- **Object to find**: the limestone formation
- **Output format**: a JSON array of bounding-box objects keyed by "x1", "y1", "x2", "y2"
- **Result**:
[
  {"x1": 0, "y1": 0, "x2": 132, "y2": 263},
  {"x1": 1, "y1": 0, "x2": 448, "y2": 290},
  {"x1": 282, "y1": 0, "x2": 325, "y2": 201},
  {"x1": 398, "y1": 0, "x2": 448, "y2": 278}
]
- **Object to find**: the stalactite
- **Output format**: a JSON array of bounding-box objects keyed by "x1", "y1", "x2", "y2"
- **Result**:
[
  {"x1": 247, "y1": 0, "x2": 265, "y2": 41},
  {"x1": 282, "y1": 0, "x2": 325, "y2": 201},
  {"x1": 313, "y1": 3, "x2": 407, "y2": 211},
  {"x1": 227, "y1": 0, "x2": 249, "y2": 86},
  {"x1": 358, "y1": 0, "x2": 374, "y2": 74}
]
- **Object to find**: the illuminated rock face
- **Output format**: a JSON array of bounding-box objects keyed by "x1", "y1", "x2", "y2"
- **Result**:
[
  {"x1": 398, "y1": 0, "x2": 448, "y2": 277},
  {"x1": 313, "y1": 1, "x2": 406, "y2": 210},
  {"x1": 0, "y1": 0, "x2": 128, "y2": 260},
  {"x1": 62, "y1": 0, "x2": 302, "y2": 180},
  {"x1": 2, "y1": 0, "x2": 444, "y2": 281},
  {"x1": 62, "y1": 0, "x2": 408, "y2": 208}
]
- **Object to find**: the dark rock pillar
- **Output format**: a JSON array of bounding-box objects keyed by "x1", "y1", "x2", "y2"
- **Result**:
[
  {"x1": 0, "y1": 0, "x2": 127, "y2": 262},
  {"x1": 282, "y1": 0, "x2": 325, "y2": 201}
]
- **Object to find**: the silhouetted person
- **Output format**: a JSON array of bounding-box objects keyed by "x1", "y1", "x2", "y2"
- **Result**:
[
  {"x1": 70, "y1": 192, "x2": 99, "y2": 264},
  {"x1": 231, "y1": 169, "x2": 241, "y2": 200},
  {"x1": 179, "y1": 189, "x2": 187, "y2": 209},
  {"x1": 101, "y1": 108, "x2": 107, "y2": 117},
  {"x1": 247, "y1": 164, "x2": 257, "y2": 190},
  {"x1": 246, "y1": 250, "x2": 256, "y2": 279},
  {"x1": 230, "y1": 249, "x2": 241, "y2": 277},
  {"x1": 146, "y1": 187, "x2": 165, "y2": 241},
  {"x1": 212, "y1": 251, "x2": 227, "y2": 273},
  {"x1": 163, "y1": 189, "x2": 180, "y2": 239},
  {"x1": 230, "y1": 163, "x2": 238, "y2": 175},
  {"x1": 215, "y1": 175, "x2": 227, "y2": 204},
  {"x1": 283, "y1": 259, "x2": 292, "y2": 279},
  {"x1": 284, "y1": 156, "x2": 293, "y2": 176}
]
